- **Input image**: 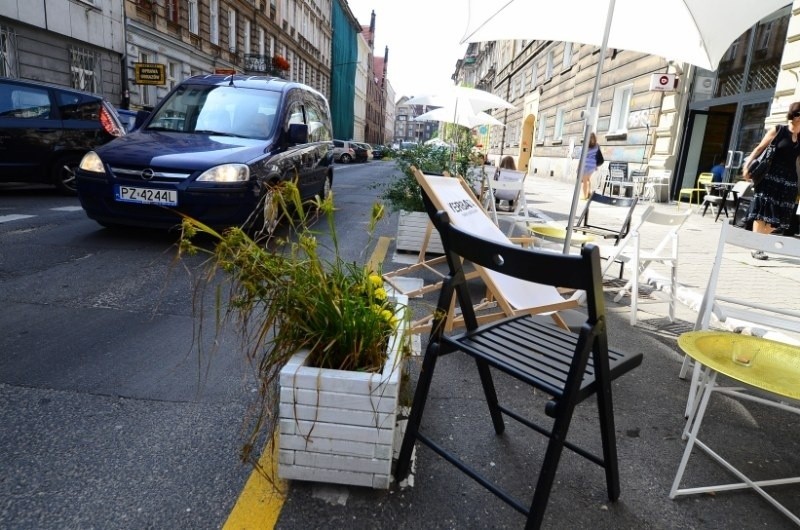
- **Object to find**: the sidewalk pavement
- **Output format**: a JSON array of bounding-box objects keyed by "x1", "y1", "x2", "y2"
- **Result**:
[{"x1": 275, "y1": 174, "x2": 800, "y2": 529}]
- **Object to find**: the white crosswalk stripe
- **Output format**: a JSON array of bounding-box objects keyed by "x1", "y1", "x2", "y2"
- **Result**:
[
  {"x1": 0, "y1": 214, "x2": 35, "y2": 223},
  {"x1": 51, "y1": 206, "x2": 83, "y2": 212}
]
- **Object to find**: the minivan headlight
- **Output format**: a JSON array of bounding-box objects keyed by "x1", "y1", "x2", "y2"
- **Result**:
[
  {"x1": 79, "y1": 151, "x2": 105, "y2": 174},
  {"x1": 196, "y1": 164, "x2": 250, "y2": 183}
]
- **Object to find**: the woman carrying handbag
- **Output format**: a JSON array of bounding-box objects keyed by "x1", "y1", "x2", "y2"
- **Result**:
[{"x1": 742, "y1": 101, "x2": 800, "y2": 260}]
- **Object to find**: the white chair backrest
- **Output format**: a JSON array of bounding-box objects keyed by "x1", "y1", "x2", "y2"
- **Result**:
[
  {"x1": 696, "y1": 222, "x2": 800, "y2": 342},
  {"x1": 639, "y1": 208, "x2": 693, "y2": 254},
  {"x1": 491, "y1": 169, "x2": 526, "y2": 201},
  {"x1": 729, "y1": 180, "x2": 752, "y2": 197}
]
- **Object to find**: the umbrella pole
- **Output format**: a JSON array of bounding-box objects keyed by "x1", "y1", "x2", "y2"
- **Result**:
[{"x1": 563, "y1": 0, "x2": 616, "y2": 254}]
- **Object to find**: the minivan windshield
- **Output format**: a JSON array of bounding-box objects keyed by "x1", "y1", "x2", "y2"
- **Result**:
[{"x1": 147, "y1": 85, "x2": 280, "y2": 140}]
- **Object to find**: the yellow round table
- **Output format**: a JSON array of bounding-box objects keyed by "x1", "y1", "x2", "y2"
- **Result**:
[
  {"x1": 671, "y1": 330, "x2": 800, "y2": 525},
  {"x1": 528, "y1": 225, "x2": 594, "y2": 247},
  {"x1": 678, "y1": 330, "x2": 800, "y2": 400}
]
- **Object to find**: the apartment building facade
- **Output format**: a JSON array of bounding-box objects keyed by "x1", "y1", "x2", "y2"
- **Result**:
[
  {"x1": 0, "y1": 0, "x2": 125, "y2": 104},
  {"x1": 456, "y1": 2, "x2": 797, "y2": 200}
]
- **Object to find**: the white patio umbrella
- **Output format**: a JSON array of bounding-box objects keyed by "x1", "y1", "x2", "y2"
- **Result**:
[
  {"x1": 462, "y1": 0, "x2": 789, "y2": 252},
  {"x1": 406, "y1": 85, "x2": 514, "y2": 114},
  {"x1": 416, "y1": 106, "x2": 505, "y2": 129}
]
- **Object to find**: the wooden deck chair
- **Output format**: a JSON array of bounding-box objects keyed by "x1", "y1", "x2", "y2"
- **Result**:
[
  {"x1": 409, "y1": 170, "x2": 583, "y2": 334},
  {"x1": 382, "y1": 171, "x2": 488, "y2": 300},
  {"x1": 383, "y1": 169, "x2": 534, "y2": 300},
  {"x1": 679, "y1": 222, "x2": 800, "y2": 413}
]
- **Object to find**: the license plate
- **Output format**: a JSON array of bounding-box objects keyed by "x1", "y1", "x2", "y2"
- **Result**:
[{"x1": 115, "y1": 185, "x2": 178, "y2": 206}]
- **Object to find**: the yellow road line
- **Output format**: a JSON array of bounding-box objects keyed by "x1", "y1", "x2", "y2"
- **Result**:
[
  {"x1": 223, "y1": 237, "x2": 391, "y2": 529},
  {"x1": 223, "y1": 435, "x2": 285, "y2": 530}
]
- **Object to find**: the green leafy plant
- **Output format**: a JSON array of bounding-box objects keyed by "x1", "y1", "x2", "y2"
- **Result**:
[
  {"x1": 178, "y1": 182, "x2": 407, "y2": 465},
  {"x1": 379, "y1": 133, "x2": 476, "y2": 213},
  {"x1": 378, "y1": 144, "x2": 452, "y2": 212}
]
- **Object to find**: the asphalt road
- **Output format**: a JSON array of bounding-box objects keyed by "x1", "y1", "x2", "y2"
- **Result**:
[{"x1": 0, "y1": 159, "x2": 400, "y2": 529}]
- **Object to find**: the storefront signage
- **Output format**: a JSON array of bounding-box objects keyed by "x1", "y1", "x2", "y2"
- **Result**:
[
  {"x1": 134, "y1": 63, "x2": 166, "y2": 85},
  {"x1": 649, "y1": 73, "x2": 678, "y2": 92}
]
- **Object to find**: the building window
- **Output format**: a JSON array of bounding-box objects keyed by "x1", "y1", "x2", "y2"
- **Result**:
[
  {"x1": 562, "y1": 42, "x2": 573, "y2": 70},
  {"x1": 609, "y1": 84, "x2": 633, "y2": 133},
  {"x1": 545, "y1": 50, "x2": 554, "y2": 81},
  {"x1": 553, "y1": 107, "x2": 566, "y2": 141},
  {"x1": 166, "y1": 0, "x2": 179, "y2": 23},
  {"x1": 243, "y1": 19, "x2": 251, "y2": 55},
  {"x1": 530, "y1": 63, "x2": 537, "y2": 88},
  {"x1": 756, "y1": 20, "x2": 774, "y2": 50},
  {"x1": 536, "y1": 113, "x2": 546, "y2": 143},
  {"x1": 228, "y1": 8, "x2": 237, "y2": 52},
  {"x1": 69, "y1": 47, "x2": 100, "y2": 93},
  {"x1": 0, "y1": 25, "x2": 18, "y2": 78},
  {"x1": 167, "y1": 61, "x2": 179, "y2": 91},
  {"x1": 210, "y1": 0, "x2": 219, "y2": 45},
  {"x1": 138, "y1": 52, "x2": 154, "y2": 107},
  {"x1": 188, "y1": 0, "x2": 199, "y2": 34}
]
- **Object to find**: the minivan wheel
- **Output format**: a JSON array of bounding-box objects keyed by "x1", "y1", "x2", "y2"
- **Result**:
[
  {"x1": 52, "y1": 154, "x2": 82, "y2": 194},
  {"x1": 339, "y1": 153, "x2": 352, "y2": 164}
]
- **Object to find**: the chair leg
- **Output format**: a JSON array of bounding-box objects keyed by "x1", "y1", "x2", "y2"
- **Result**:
[
  {"x1": 526, "y1": 403, "x2": 576, "y2": 529},
  {"x1": 475, "y1": 358, "x2": 505, "y2": 434},
  {"x1": 395, "y1": 339, "x2": 442, "y2": 480},
  {"x1": 670, "y1": 369, "x2": 717, "y2": 498},
  {"x1": 701, "y1": 202, "x2": 710, "y2": 217},
  {"x1": 592, "y1": 337, "x2": 622, "y2": 502}
]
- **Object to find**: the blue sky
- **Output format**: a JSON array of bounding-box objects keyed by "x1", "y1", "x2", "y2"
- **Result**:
[{"x1": 344, "y1": 1, "x2": 469, "y2": 100}]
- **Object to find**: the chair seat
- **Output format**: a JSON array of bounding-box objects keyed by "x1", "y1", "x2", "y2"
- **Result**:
[{"x1": 448, "y1": 315, "x2": 643, "y2": 413}]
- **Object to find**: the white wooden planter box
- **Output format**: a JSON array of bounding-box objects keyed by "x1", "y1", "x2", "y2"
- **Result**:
[
  {"x1": 395, "y1": 210, "x2": 444, "y2": 255},
  {"x1": 278, "y1": 295, "x2": 409, "y2": 489}
]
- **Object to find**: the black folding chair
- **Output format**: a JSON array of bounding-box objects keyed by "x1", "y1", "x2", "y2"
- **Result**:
[{"x1": 395, "y1": 191, "x2": 643, "y2": 529}]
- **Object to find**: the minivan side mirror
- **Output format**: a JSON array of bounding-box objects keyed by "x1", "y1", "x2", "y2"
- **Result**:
[
  {"x1": 288, "y1": 123, "x2": 308, "y2": 144},
  {"x1": 133, "y1": 110, "x2": 150, "y2": 131}
]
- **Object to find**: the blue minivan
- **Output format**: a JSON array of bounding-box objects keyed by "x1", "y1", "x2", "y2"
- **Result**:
[{"x1": 76, "y1": 75, "x2": 334, "y2": 231}]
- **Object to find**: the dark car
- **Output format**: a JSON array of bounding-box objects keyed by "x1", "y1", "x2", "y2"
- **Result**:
[
  {"x1": 351, "y1": 142, "x2": 369, "y2": 163},
  {"x1": 370, "y1": 144, "x2": 385, "y2": 159},
  {"x1": 76, "y1": 74, "x2": 334, "y2": 231},
  {"x1": 0, "y1": 76, "x2": 125, "y2": 193},
  {"x1": 115, "y1": 108, "x2": 142, "y2": 133}
]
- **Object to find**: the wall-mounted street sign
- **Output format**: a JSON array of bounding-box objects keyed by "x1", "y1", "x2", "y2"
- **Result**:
[
  {"x1": 134, "y1": 62, "x2": 166, "y2": 85},
  {"x1": 649, "y1": 73, "x2": 678, "y2": 92}
]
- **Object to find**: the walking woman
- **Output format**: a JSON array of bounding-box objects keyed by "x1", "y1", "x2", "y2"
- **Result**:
[
  {"x1": 581, "y1": 133, "x2": 602, "y2": 200},
  {"x1": 742, "y1": 102, "x2": 800, "y2": 260}
]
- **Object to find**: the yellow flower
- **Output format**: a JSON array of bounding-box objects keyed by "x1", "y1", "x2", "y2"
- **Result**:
[
  {"x1": 368, "y1": 274, "x2": 383, "y2": 288},
  {"x1": 373, "y1": 287, "x2": 387, "y2": 301}
]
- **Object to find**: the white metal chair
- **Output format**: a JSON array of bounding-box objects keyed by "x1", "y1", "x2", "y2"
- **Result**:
[
  {"x1": 670, "y1": 225, "x2": 800, "y2": 525},
  {"x1": 485, "y1": 169, "x2": 529, "y2": 228},
  {"x1": 611, "y1": 208, "x2": 692, "y2": 325}
]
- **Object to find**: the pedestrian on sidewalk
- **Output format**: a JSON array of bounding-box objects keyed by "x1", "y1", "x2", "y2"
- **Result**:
[
  {"x1": 742, "y1": 102, "x2": 800, "y2": 260},
  {"x1": 580, "y1": 132, "x2": 603, "y2": 200}
]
